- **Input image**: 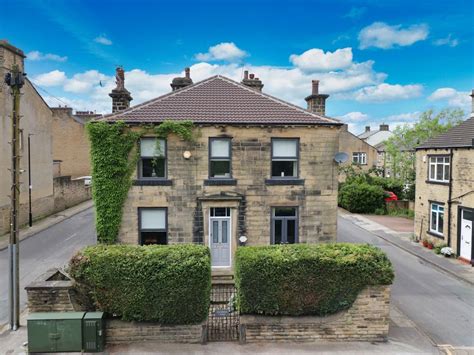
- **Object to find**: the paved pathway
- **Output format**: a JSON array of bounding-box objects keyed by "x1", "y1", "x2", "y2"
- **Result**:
[{"x1": 338, "y1": 214, "x2": 474, "y2": 349}]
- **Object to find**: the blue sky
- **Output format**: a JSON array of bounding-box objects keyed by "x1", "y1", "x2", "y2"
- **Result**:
[{"x1": 2, "y1": 0, "x2": 473, "y2": 133}]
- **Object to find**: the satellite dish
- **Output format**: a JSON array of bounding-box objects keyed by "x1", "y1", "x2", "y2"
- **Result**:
[{"x1": 334, "y1": 152, "x2": 349, "y2": 164}]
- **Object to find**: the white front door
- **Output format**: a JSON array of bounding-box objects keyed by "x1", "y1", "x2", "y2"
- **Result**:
[
  {"x1": 209, "y1": 208, "x2": 231, "y2": 268},
  {"x1": 460, "y1": 209, "x2": 473, "y2": 261}
]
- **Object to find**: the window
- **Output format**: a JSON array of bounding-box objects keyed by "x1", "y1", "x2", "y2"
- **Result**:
[
  {"x1": 209, "y1": 138, "x2": 231, "y2": 178},
  {"x1": 429, "y1": 156, "x2": 450, "y2": 183},
  {"x1": 271, "y1": 207, "x2": 298, "y2": 244},
  {"x1": 139, "y1": 138, "x2": 166, "y2": 179},
  {"x1": 139, "y1": 208, "x2": 167, "y2": 245},
  {"x1": 430, "y1": 203, "x2": 444, "y2": 236},
  {"x1": 271, "y1": 139, "x2": 298, "y2": 178},
  {"x1": 352, "y1": 152, "x2": 367, "y2": 165},
  {"x1": 210, "y1": 207, "x2": 231, "y2": 217}
]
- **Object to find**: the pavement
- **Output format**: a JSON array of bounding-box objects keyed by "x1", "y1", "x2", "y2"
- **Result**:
[
  {"x1": 339, "y1": 209, "x2": 474, "y2": 286},
  {"x1": 0, "y1": 202, "x2": 96, "y2": 328},
  {"x1": 0, "y1": 199, "x2": 94, "y2": 251}
]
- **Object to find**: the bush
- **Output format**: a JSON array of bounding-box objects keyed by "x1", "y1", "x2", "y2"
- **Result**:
[
  {"x1": 338, "y1": 183, "x2": 386, "y2": 213},
  {"x1": 69, "y1": 244, "x2": 211, "y2": 324},
  {"x1": 235, "y1": 244, "x2": 394, "y2": 316}
]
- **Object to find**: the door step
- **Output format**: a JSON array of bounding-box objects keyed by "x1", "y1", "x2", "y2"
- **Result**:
[{"x1": 212, "y1": 271, "x2": 235, "y2": 285}]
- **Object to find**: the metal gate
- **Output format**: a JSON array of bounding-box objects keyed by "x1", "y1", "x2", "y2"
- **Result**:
[{"x1": 206, "y1": 284, "x2": 239, "y2": 341}]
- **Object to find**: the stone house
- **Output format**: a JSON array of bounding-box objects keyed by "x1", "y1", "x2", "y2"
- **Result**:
[
  {"x1": 414, "y1": 109, "x2": 474, "y2": 264},
  {"x1": 358, "y1": 124, "x2": 393, "y2": 177},
  {"x1": 338, "y1": 124, "x2": 378, "y2": 181},
  {"x1": 0, "y1": 41, "x2": 92, "y2": 234},
  {"x1": 100, "y1": 69, "x2": 342, "y2": 270}
]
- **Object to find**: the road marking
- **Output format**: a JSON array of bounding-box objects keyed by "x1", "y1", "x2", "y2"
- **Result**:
[{"x1": 64, "y1": 233, "x2": 77, "y2": 242}]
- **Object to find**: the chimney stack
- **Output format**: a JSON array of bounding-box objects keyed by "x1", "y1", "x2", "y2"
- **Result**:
[
  {"x1": 379, "y1": 124, "x2": 389, "y2": 131},
  {"x1": 305, "y1": 79, "x2": 329, "y2": 116},
  {"x1": 241, "y1": 70, "x2": 264, "y2": 92},
  {"x1": 365, "y1": 126, "x2": 370, "y2": 132},
  {"x1": 109, "y1": 67, "x2": 132, "y2": 113},
  {"x1": 171, "y1": 67, "x2": 193, "y2": 91}
]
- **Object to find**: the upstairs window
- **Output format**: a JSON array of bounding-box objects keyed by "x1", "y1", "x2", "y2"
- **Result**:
[
  {"x1": 430, "y1": 203, "x2": 444, "y2": 236},
  {"x1": 139, "y1": 138, "x2": 166, "y2": 179},
  {"x1": 209, "y1": 138, "x2": 232, "y2": 178},
  {"x1": 271, "y1": 139, "x2": 299, "y2": 178},
  {"x1": 139, "y1": 208, "x2": 167, "y2": 245},
  {"x1": 352, "y1": 152, "x2": 367, "y2": 165},
  {"x1": 271, "y1": 207, "x2": 298, "y2": 244},
  {"x1": 429, "y1": 156, "x2": 450, "y2": 183}
]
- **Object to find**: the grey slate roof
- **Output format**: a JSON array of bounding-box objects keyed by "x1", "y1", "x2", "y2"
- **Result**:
[
  {"x1": 416, "y1": 117, "x2": 474, "y2": 149},
  {"x1": 101, "y1": 75, "x2": 340, "y2": 126}
]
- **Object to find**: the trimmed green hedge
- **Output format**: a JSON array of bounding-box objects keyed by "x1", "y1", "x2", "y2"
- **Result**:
[
  {"x1": 235, "y1": 244, "x2": 393, "y2": 316},
  {"x1": 69, "y1": 244, "x2": 211, "y2": 324},
  {"x1": 339, "y1": 182, "x2": 386, "y2": 213}
]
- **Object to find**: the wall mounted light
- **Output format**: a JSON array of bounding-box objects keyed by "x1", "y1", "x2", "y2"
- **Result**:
[{"x1": 183, "y1": 151, "x2": 192, "y2": 159}]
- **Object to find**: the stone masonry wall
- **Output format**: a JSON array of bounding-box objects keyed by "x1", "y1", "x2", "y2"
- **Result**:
[
  {"x1": 53, "y1": 176, "x2": 91, "y2": 213},
  {"x1": 414, "y1": 148, "x2": 474, "y2": 254},
  {"x1": 240, "y1": 285, "x2": 390, "y2": 343},
  {"x1": 119, "y1": 125, "x2": 340, "y2": 249},
  {"x1": 106, "y1": 320, "x2": 204, "y2": 344}
]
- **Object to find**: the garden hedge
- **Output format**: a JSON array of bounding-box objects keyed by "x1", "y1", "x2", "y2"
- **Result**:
[
  {"x1": 235, "y1": 243, "x2": 393, "y2": 316},
  {"x1": 338, "y1": 182, "x2": 386, "y2": 213},
  {"x1": 69, "y1": 244, "x2": 211, "y2": 324}
]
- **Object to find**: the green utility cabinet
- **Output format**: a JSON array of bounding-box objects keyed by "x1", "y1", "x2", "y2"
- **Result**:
[
  {"x1": 27, "y1": 312, "x2": 85, "y2": 353},
  {"x1": 83, "y1": 312, "x2": 105, "y2": 352}
]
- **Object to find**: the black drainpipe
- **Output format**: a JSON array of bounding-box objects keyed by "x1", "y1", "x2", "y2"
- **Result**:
[{"x1": 447, "y1": 148, "x2": 454, "y2": 248}]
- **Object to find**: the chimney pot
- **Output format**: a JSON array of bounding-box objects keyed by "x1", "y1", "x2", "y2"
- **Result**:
[
  {"x1": 185, "y1": 67, "x2": 190, "y2": 79},
  {"x1": 312, "y1": 80, "x2": 319, "y2": 95},
  {"x1": 109, "y1": 66, "x2": 133, "y2": 113},
  {"x1": 365, "y1": 126, "x2": 370, "y2": 132},
  {"x1": 244, "y1": 70, "x2": 249, "y2": 80},
  {"x1": 249, "y1": 73, "x2": 255, "y2": 79}
]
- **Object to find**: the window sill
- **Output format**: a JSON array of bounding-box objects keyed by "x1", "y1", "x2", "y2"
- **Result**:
[
  {"x1": 425, "y1": 180, "x2": 449, "y2": 186},
  {"x1": 265, "y1": 178, "x2": 305, "y2": 186},
  {"x1": 133, "y1": 179, "x2": 173, "y2": 186},
  {"x1": 426, "y1": 230, "x2": 444, "y2": 239},
  {"x1": 204, "y1": 179, "x2": 237, "y2": 186}
]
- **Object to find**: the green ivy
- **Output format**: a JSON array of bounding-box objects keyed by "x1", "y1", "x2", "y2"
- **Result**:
[{"x1": 87, "y1": 120, "x2": 195, "y2": 244}]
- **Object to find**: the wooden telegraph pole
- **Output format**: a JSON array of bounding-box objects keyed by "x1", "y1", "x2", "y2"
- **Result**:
[{"x1": 5, "y1": 64, "x2": 25, "y2": 330}]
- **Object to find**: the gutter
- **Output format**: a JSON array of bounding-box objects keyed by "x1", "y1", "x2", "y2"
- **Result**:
[{"x1": 447, "y1": 148, "x2": 454, "y2": 248}]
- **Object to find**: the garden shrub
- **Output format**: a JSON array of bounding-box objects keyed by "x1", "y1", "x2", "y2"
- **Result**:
[
  {"x1": 235, "y1": 243, "x2": 393, "y2": 316},
  {"x1": 69, "y1": 244, "x2": 211, "y2": 324},
  {"x1": 338, "y1": 183, "x2": 386, "y2": 213}
]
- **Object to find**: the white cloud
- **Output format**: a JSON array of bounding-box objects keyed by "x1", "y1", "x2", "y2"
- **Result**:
[
  {"x1": 195, "y1": 42, "x2": 247, "y2": 62},
  {"x1": 63, "y1": 70, "x2": 109, "y2": 93},
  {"x1": 338, "y1": 111, "x2": 369, "y2": 122},
  {"x1": 344, "y1": 7, "x2": 367, "y2": 19},
  {"x1": 289, "y1": 48, "x2": 353, "y2": 72},
  {"x1": 358, "y1": 22, "x2": 429, "y2": 49},
  {"x1": 433, "y1": 34, "x2": 459, "y2": 47},
  {"x1": 429, "y1": 87, "x2": 470, "y2": 108},
  {"x1": 27, "y1": 50, "x2": 67, "y2": 62},
  {"x1": 94, "y1": 35, "x2": 112, "y2": 45},
  {"x1": 352, "y1": 83, "x2": 423, "y2": 102},
  {"x1": 383, "y1": 112, "x2": 420, "y2": 122},
  {"x1": 32, "y1": 70, "x2": 67, "y2": 86}
]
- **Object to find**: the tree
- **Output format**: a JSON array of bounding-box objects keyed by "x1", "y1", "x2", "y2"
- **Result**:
[{"x1": 384, "y1": 108, "x2": 465, "y2": 184}]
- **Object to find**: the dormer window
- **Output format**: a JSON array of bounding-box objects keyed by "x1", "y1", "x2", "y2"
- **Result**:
[{"x1": 139, "y1": 138, "x2": 166, "y2": 179}]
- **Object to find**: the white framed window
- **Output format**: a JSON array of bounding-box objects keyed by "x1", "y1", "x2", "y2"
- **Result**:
[
  {"x1": 428, "y1": 156, "x2": 450, "y2": 183},
  {"x1": 271, "y1": 138, "x2": 299, "y2": 178},
  {"x1": 209, "y1": 138, "x2": 232, "y2": 178},
  {"x1": 430, "y1": 203, "x2": 444, "y2": 236},
  {"x1": 139, "y1": 138, "x2": 166, "y2": 179},
  {"x1": 352, "y1": 152, "x2": 367, "y2": 165}
]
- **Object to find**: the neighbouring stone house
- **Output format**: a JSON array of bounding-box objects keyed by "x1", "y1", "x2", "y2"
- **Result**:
[
  {"x1": 414, "y1": 102, "x2": 474, "y2": 264},
  {"x1": 338, "y1": 124, "x2": 378, "y2": 181},
  {"x1": 51, "y1": 107, "x2": 98, "y2": 178},
  {"x1": 358, "y1": 124, "x2": 393, "y2": 177},
  {"x1": 100, "y1": 68, "x2": 342, "y2": 270},
  {"x1": 0, "y1": 41, "x2": 92, "y2": 234}
]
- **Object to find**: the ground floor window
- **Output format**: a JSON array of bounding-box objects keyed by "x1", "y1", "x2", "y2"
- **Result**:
[
  {"x1": 139, "y1": 207, "x2": 167, "y2": 245},
  {"x1": 271, "y1": 207, "x2": 298, "y2": 244},
  {"x1": 430, "y1": 203, "x2": 444, "y2": 236}
]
